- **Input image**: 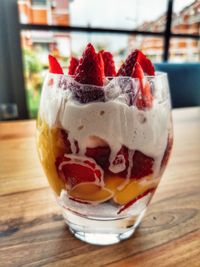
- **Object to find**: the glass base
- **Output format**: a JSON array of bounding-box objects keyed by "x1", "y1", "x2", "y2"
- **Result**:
[
  {"x1": 62, "y1": 207, "x2": 146, "y2": 245},
  {"x1": 69, "y1": 227, "x2": 135, "y2": 245}
]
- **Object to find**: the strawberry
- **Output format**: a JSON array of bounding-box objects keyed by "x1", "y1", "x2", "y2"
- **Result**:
[
  {"x1": 72, "y1": 85, "x2": 105, "y2": 104},
  {"x1": 161, "y1": 135, "x2": 173, "y2": 169},
  {"x1": 74, "y1": 43, "x2": 104, "y2": 86},
  {"x1": 48, "y1": 55, "x2": 64, "y2": 74},
  {"x1": 85, "y1": 146, "x2": 111, "y2": 170},
  {"x1": 100, "y1": 50, "x2": 116, "y2": 77},
  {"x1": 68, "y1": 57, "x2": 79, "y2": 75},
  {"x1": 117, "y1": 188, "x2": 155, "y2": 214},
  {"x1": 56, "y1": 154, "x2": 103, "y2": 189},
  {"x1": 60, "y1": 129, "x2": 79, "y2": 154},
  {"x1": 132, "y1": 62, "x2": 153, "y2": 109},
  {"x1": 131, "y1": 151, "x2": 154, "y2": 179},
  {"x1": 117, "y1": 49, "x2": 155, "y2": 76}
]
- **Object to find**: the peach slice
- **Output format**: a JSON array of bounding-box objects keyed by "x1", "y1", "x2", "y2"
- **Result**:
[
  {"x1": 36, "y1": 119, "x2": 65, "y2": 196},
  {"x1": 104, "y1": 176, "x2": 126, "y2": 193},
  {"x1": 114, "y1": 176, "x2": 158, "y2": 205},
  {"x1": 69, "y1": 183, "x2": 113, "y2": 203},
  {"x1": 51, "y1": 127, "x2": 68, "y2": 157}
]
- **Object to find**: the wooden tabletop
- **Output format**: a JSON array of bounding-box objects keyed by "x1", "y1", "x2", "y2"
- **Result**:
[{"x1": 0, "y1": 107, "x2": 200, "y2": 267}]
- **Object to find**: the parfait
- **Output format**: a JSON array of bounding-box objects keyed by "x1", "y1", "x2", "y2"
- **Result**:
[{"x1": 36, "y1": 44, "x2": 173, "y2": 245}]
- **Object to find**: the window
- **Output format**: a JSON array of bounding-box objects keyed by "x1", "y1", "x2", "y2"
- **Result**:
[
  {"x1": 69, "y1": 0, "x2": 168, "y2": 31},
  {"x1": 172, "y1": 0, "x2": 200, "y2": 34},
  {"x1": 2, "y1": 0, "x2": 199, "y2": 119},
  {"x1": 169, "y1": 37, "x2": 200, "y2": 62},
  {"x1": 21, "y1": 30, "x2": 71, "y2": 117}
]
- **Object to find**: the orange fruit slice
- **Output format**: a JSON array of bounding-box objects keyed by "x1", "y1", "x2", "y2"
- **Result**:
[
  {"x1": 114, "y1": 176, "x2": 158, "y2": 205},
  {"x1": 104, "y1": 176, "x2": 126, "y2": 193},
  {"x1": 69, "y1": 183, "x2": 113, "y2": 203},
  {"x1": 36, "y1": 119, "x2": 65, "y2": 196}
]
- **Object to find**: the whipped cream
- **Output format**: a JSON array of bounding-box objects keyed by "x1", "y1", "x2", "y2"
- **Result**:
[{"x1": 39, "y1": 74, "x2": 171, "y2": 177}]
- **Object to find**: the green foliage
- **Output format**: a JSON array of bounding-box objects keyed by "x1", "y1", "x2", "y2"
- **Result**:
[
  {"x1": 23, "y1": 48, "x2": 43, "y2": 77},
  {"x1": 23, "y1": 48, "x2": 44, "y2": 118}
]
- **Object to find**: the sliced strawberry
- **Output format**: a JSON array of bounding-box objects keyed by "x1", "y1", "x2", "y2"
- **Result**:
[
  {"x1": 131, "y1": 62, "x2": 144, "y2": 80},
  {"x1": 131, "y1": 151, "x2": 154, "y2": 179},
  {"x1": 60, "y1": 129, "x2": 80, "y2": 154},
  {"x1": 68, "y1": 57, "x2": 79, "y2": 75},
  {"x1": 132, "y1": 62, "x2": 153, "y2": 109},
  {"x1": 100, "y1": 50, "x2": 116, "y2": 77},
  {"x1": 48, "y1": 55, "x2": 64, "y2": 74},
  {"x1": 60, "y1": 130, "x2": 71, "y2": 153},
  {"x1": 56, "y1": 155, "x2": 103, "y2": 189},
  {"x1": 117, "y1": 188, "x2": 155, "y2": 214},
  {"x1": 85, "y1": 146, "x2": 111, "y2": 170},
  {"x1": 108, "y1": 146, "x2": 129, "y2": 177},
  {"x1": 117, "y1": 49, "x2": 155, "y2": 76},
  {"x1": 161, "y1": 135, "x2": 173, "y2": 169},
  {"x1": 72, "y1": 85, "x2": 105, "y2": 104},
  {"x1": 74, "y1": 43, "x2": 104, "y2": 86}
]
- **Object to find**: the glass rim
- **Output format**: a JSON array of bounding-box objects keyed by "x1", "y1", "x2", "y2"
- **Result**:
[{"x1": 47, "y1": 71, "x2": 167, "y2": 83}]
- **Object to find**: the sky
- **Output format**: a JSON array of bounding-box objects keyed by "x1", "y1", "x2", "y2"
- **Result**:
[
  {"x1": 69, "y1": 0, "x2": 195, "y2": 29},
  {"x1": 69, "y1": 0, "x2": 196, "y2": 53}
]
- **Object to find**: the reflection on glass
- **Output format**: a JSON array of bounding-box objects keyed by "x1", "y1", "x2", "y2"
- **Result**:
[
  {"x1": 169, "y1": 38, "x2": 200, "y2": 62},
  {"x1": 172, "y1": 0, "x2": 200, "y2": 34}
]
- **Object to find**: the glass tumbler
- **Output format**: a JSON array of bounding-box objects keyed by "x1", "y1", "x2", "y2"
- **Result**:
[{"x1": 36, "y1": 73, "x2": 173, "y2": 245}]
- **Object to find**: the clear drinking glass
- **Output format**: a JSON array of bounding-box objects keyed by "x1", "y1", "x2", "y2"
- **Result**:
[{"x1": 36, "y1": 72, "x2": 173, "y2": 245}]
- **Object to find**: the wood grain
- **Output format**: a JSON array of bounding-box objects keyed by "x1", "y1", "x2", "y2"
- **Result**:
[{"x1": 0, "y1": 107, "x2": 200, "y2": 267}]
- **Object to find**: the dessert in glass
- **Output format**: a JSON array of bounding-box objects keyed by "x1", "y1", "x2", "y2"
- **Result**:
[{"x1": 36, "y1": 44, "x2": 173, "y2": 245}]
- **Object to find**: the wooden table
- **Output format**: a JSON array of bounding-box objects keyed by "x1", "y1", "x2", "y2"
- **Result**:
[{"x1": 0, "y1": 107, "x2": 200, "y2": 267}]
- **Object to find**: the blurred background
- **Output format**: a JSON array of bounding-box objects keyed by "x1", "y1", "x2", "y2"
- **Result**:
[{"x1": 0, "y1": 0, "x2": 199, "y2": 119}]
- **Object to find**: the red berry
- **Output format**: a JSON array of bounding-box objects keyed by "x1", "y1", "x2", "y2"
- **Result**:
[
  {"x1": 85, "y1": 146, "x2": 111, "y2": 170},
  {"x1": 68, "y1": 57, "x2": 79, "y2": 75},
  {"x1": 74, "y1": 43, "x2": 104, "y2": 86},
  {"x1": 60, "y1": 129, "x2": 80, "y2": 154},
  {"x1": 56, "y1": 155, "x2": 103, "y2": 189},
  {"x1": 131, "y1": 151, "x2": 154, "y2": 179},
  {"x1": 132, "y1": 62, "x2": 153, "y2": 109},
  {"x1": 161, "y1": 135, "x2": 173, "y2": 168},
  {"x1": 117, "y1": 49, "x2": 155, "y2": 76},
  {"x1": 48, "y1": 55, "x2": 64, "y2": 74},
  {"x1": 72, "y1": 84, "x2": 105, "y2": 104},
  {"x1": 100, "y1": 50, "x2": 116, "y2": 77},
  {"x1": 60, "y1": 130, "x2": 72, "y2": 153}
]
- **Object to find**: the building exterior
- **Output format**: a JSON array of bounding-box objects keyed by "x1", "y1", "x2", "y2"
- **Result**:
[
  {"x1": 170, "y1": 0, "x2": 200, "y2": 61},
  {"x1": 18, "y1": 0, "x2": 70, "y2": 25},
  {"x1": 18, "y1": 0, "x2": 71, "y2": 61},
  {"x1": 129, "y1": 0, "x2": 200, "y2": 62}
]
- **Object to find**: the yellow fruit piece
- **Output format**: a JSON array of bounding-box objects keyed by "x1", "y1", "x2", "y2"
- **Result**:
[
  {"x1": 114, "y1": 176, "x2": 157, "y2": 205},
  {"x1": 51, "y1": 127, "x2": 68, "y2": 157},
  {"x1": 69, "y1": 183, "x2": 113, "y2": 203},
  {"x1": 104, "y1": 176, "x2": 126, "y2": 193},
  {"x1": 36, "y1": 118, "x2": 65, "y2": 196}
]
